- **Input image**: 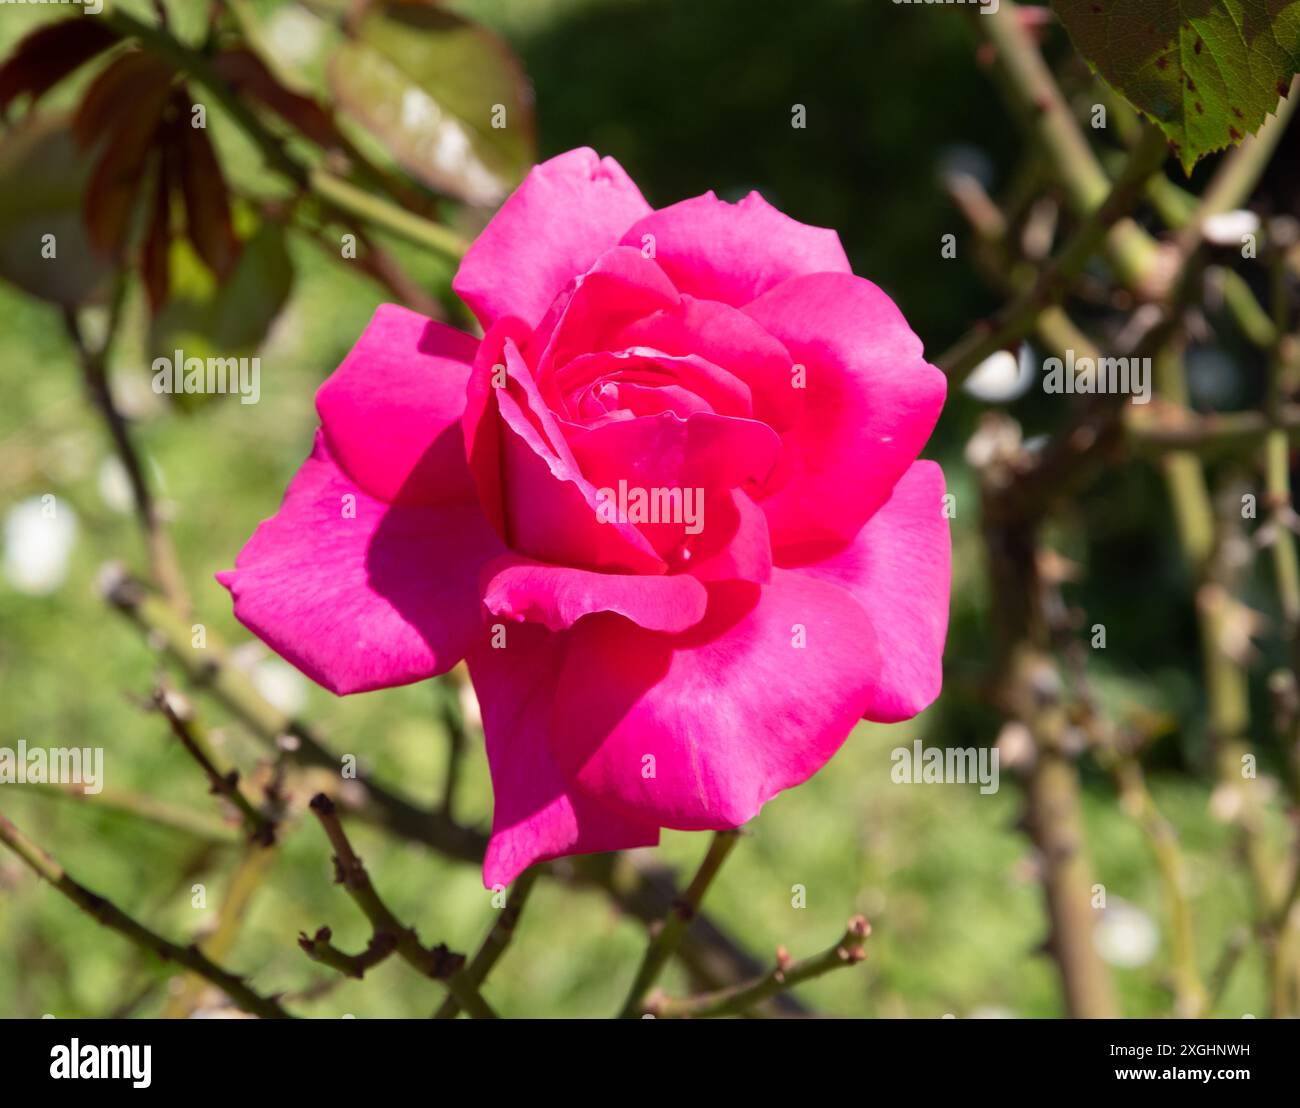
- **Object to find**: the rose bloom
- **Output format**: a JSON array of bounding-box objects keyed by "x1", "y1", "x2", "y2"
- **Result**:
[{"x1": 220, "y1": 149, "x2": 949, "y2": 886}]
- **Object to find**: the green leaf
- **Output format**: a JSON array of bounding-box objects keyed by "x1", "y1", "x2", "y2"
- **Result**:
[
  {"x1": 1052, "y1": 0, "x2": 1300, "y2": 172},
  {"x1": 148, "y1": 219, "x2": 293, "y2": 407},
  {"x1": 328, "y1": 0, "x2": 536, "y2": 205},
  {"x1": 0, "y1": 113, "x2": 114, "y2": 306}
]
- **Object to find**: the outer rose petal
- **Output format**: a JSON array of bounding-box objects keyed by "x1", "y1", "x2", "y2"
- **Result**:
[
  {"x1": 550, "y1": 572, "x2": 879, "y2": 829},
  {"x1": 620, "y1": 190, "x2": 851, "y2": 308},
  {"x1": 482, "y1": 554, "x2": 707, "y2": 632},
  {"x1": 316, "y1": 303, "x2": 480, "y2": 507},
  {"x1": 743, "y1": 272, "x2": 946, "y2": 559},
  {"x1": 467, "y1": 622, "x2": 660, "y2": 887},
  {"x1": 217, "y1": 432, "x2": 503, "y2": 695},
  {"x1": 795, "y1": 461, "x2": 950, "y2": 723},
  {"x1": 452, "y1": 148, "x2": 652, "y2": 329}
]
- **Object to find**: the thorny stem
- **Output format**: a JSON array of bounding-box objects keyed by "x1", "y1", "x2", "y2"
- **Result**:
[
  {"x1": 0, "y1": 808, "x2": 291, "y2": 1018},
  {"x1": 63, "y1": 305, "x2": 190, "y2": 613},
  {"x1": 939, "y1": 125, "x2": 1169, "y2": 383},
  {"x1": 434, "y1": 869, "x2": 540, "y2": 1019},
  {"x1": 1046, "y1": 576, "x2": 1209, "y2": 1017},
  {"x1": 648, "y1": 916, "x2": 870, "y2": 1019},
  {"x1": 152, "y1": 685, "x2": 277, "y2": 845},
  {"x1": 617, "y1": 829, "x2": 741, "y2": 1018},
  {"x1": 975, "y1": 1, "x2": 1162, "y2": 290},
  {"x1": 306, "y1": 794, "x2": 496, "y2": 1018}
]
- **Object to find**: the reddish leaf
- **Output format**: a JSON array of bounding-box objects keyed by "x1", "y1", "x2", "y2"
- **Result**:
[
  {"x1": 0, "y1": 18, "x2": 120, "y2": 114},
  {"x1": 80, "y1": 57, "x2": 174, "y2": 257},
  {"x1": 142, "y1": 137, "x2": 175, "y2": 313},
  {"x1": 176, "y1": 95, "x2": 240, "y2": 281},
  {"x1": 212, "y1": 48, "x2": 344, "y2": 149},
  {"x1": 72, "y1": 51, "x2": 173, "y2": 150}
]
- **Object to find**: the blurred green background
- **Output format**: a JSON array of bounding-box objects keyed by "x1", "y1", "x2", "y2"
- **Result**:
[{"x1": 0, "y1": 0, "x2": 1292, "y2": 1018}]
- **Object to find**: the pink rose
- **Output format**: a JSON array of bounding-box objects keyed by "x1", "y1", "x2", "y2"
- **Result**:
[{"x1": 219, "y1": 148, "x2": 949, "y2": 886}]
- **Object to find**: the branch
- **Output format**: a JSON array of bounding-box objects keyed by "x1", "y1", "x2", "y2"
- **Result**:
[
  {"x1": 1126, "y1": 402, "x2": 1300, "y2": 459},
  {"x1": 975, "y1": 1, "x2": 1163, "y2": 289},
  {"x1": 938, "y1": 125, "x2": 1170, "y2": 382},
  {"x1": 0, "y1": 808, "x2": 291, "y2": 1018},
  {"x1": 306, "y1": 794, "x2": 495, "y2": 1018},
  {"x1": 434, "y1": 868, "x2": 539, "y2": 1019},
  {"x1": 64, "y1": 307, "x2": 190, "y2": 613},
  {"x1": 648, "y1": 916, "x2": 870, "y2": 1019},
  {"x1": 152, "y1": 685, "x2": 277, "y2": 845},
  {"x1": 617, "y1": 829, "x2": 740, "y2": 1019},
  {"x1": 298, "y1": 926, "x2": 397, "y2": 979}
]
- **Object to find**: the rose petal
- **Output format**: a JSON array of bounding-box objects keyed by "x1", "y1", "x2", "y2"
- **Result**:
[
  {"x1": 463, "y1": 325, "x2": 666, "y2": 572},
  {"x1": 555, "y1": 348, "x2": 753, "y2": 421},
  {"x1": 482, "y1": 554, "x2": 708, "y2": 632},
  {"x1": 550, "y1": 571, "x2": 877, "y2": 829},
  {"x1": 568, "y1": 410, "x2": 780, "y2": 561},
  {"x1": 685, "y1": 490, "x2": 772, "y2": 585},
  {"x1": 795, "y1": 461, "x2": 949, "y2": 722},
  {"x1": 528, "y1": 245, "x2": 680, "y2": 386},
  {"x1": 609, "y1": 295, "x2": 802, "y2": 430},
  {"x1": 467, "y1": 622, "x2": 660, "y2": 887},
  {"x1": 620, "y1": 190, "x2": 850, "y2": 308},
  {"x1": 316, "y1": 303, "x2": 480, "y2": 507},
  {"x1": 453, "y1": 148, "x2": 652, "y2": 329},
  {"x1": 743, "y1": 272, "x2": 946, "y2": 559},
  {"x1": 217, "y1": 431, "x2": 502, "y2": 695}
]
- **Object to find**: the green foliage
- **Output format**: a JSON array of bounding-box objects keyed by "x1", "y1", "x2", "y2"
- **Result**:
[
  {"x1": 0, "y1": 113, "x2": 112, "y2": 306},
  {"x1": 329, "y1": 0, "x2": 536, "y2": 205},
  {"x1": 1052, "y1": 0, "x2": 1300, "y2": 171}
]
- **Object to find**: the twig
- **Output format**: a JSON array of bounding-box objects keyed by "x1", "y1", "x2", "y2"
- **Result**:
[
  {"x1": 26, "y1": 781, "x2": 238, "y2": 843},
  {"x1": 152, "y1": 685, "x2": 277, "y2": 845},
  {"x1": 617, "y1": 829, "x2": 741, "y2": 1019},
  {"x1": 938, "y1": 125, "x2": 1170, "y2": 382},
  {"x1": 0, "y1": 808, "x2": 291, "y2": 1018},
  {"x1": 64, "y1": 308, "x2": 190, "y2": 613},
  {"x1": 1127, "y1": 403, "x2": 1300, "y2": 458},
  {"x1": 975, "y1": 1, "x2": 1162, "y2": 290},
  {"x1": 306, "y1": 794, "x2": 496, "y2": 1018},
  {"x1": 434, "y1": 868, "x2": 539, "y2": 1018},
  {"x1": 648, "y1": 916, "x2": 870, "y2": 1019},
  {"x1": 164, "y1": 840, "x2": 278, "y2": 1017},
  {"x1": 298, "y1": 927, "x2": 397, "y2": 979}
]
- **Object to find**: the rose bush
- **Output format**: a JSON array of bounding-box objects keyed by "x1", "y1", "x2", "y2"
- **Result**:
[{"x1": 220, "y1": 148, "x2": 950, "y2": 886}]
